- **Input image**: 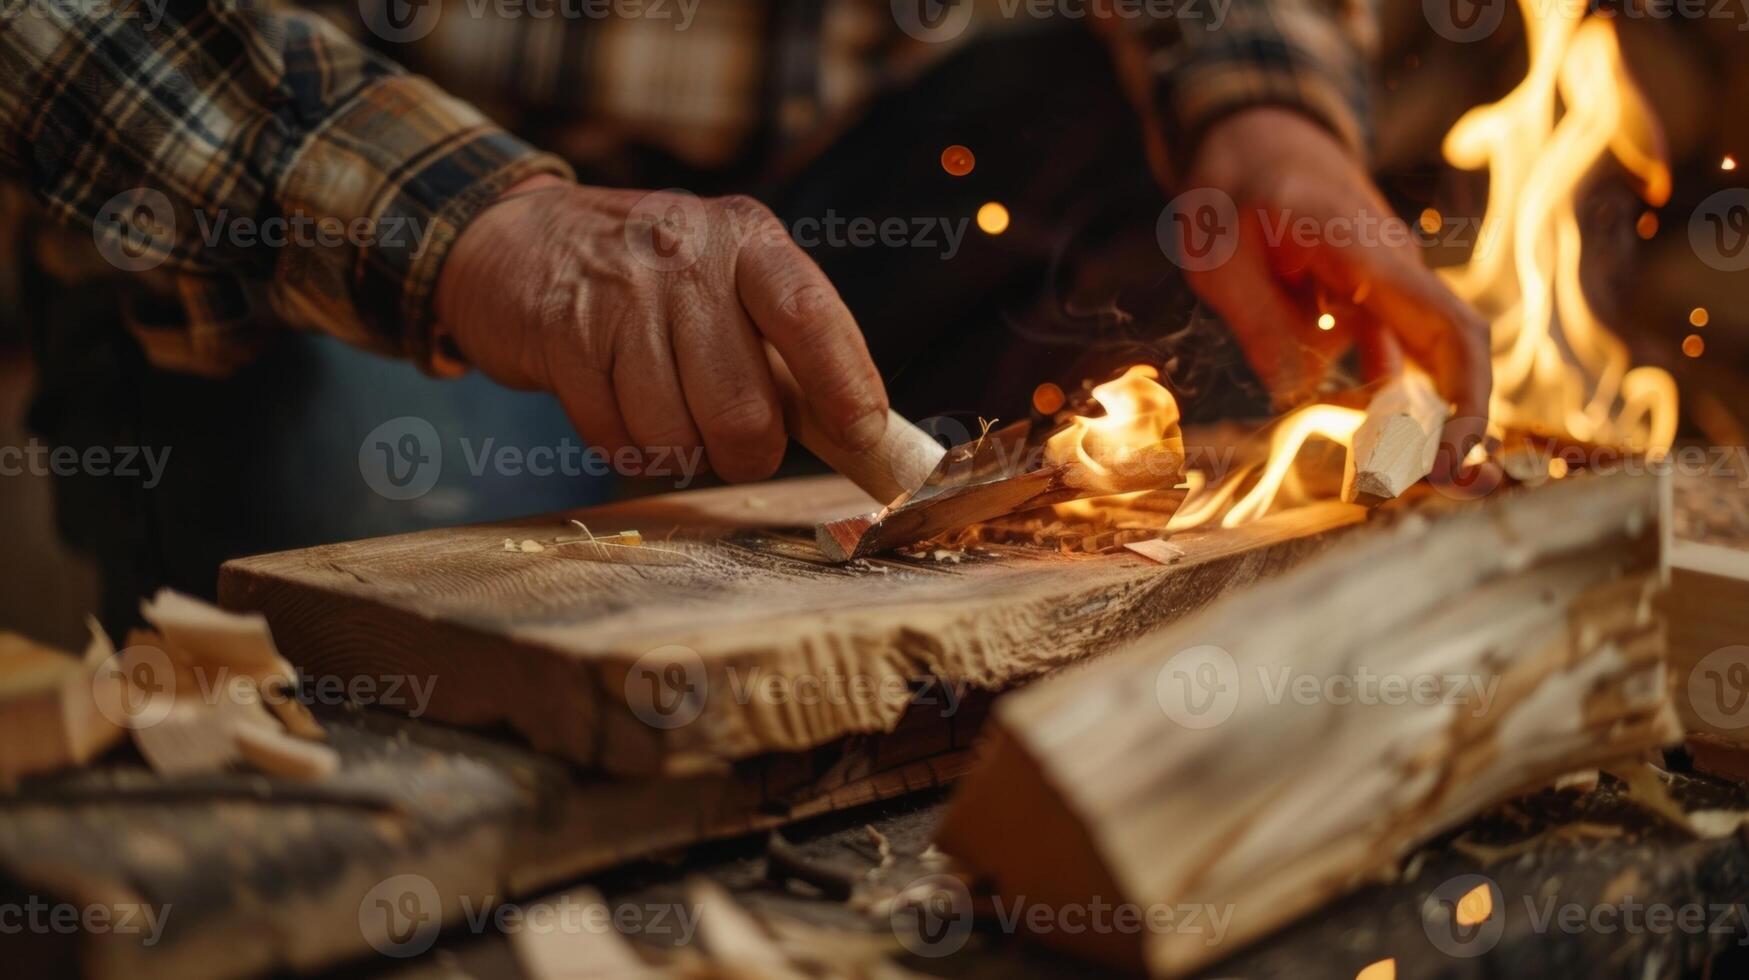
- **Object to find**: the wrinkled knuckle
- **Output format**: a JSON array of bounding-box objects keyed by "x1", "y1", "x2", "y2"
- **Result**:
[
  {"x1": 774, "y1": 281, "x2": 840, "y2": 331},
  {"x1": 712, "y1": 393, "x2": 781, "y2": 447},
  {"x1": 716, "y1": 195, "x2": 780, "y2": 242},
  {"x1": 716, "y1": 194, "x2": 769, "y2": 218},
  {"x1": 640, "y1": 425, "x2": 700, "y2": 460}
]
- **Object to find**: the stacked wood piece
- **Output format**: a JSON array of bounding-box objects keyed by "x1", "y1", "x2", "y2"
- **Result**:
[
  {"x1": 938, "y1": 470, "x2": 1676, "y2": 977},
  {"x1": 1665, "y1": 463, "x2": 1749, "y2": 776}
]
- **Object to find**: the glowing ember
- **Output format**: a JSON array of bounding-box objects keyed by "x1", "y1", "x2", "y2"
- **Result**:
[
  {"x1": 1032, "y1": 382, "x2": 1066, "y2": 415},
  {"x1": 941, "y1": 144, "x2": 975, "y2": 177},
  {"x1": 1355, "y1": 960, "x2": 1396, "y2": 980},
  {"x1": 1683, "y1": 334, "x2": 1705, "y2": 358},
  {"x1": 1439, "y1": 0, "x2": 1677, "y2": 456},
  {"x1": 1724, "y1": 155, "x2": 1739, "y2": 172},
  {"x1": 977, "y1": 202, "x2": 1010, "y2": 236},
  {"x1": 1690, "y1": 307, "x2": 1710, "y2": 328},
  {"x1": 1317, "y1": 312, "x2": 1337, "y2": 331},
  {"x1": 1044, "y1": 366, "x2": 1184, "y2": 494},
  {"x1": 1455, "y1": 883, "x2": 1495, "y2": 927}
]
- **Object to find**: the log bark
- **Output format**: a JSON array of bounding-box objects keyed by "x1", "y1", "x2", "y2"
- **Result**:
[
  {"x1": 219, "y1": 475, "x2": 1358, "y2": 777},
  {"x1": 937, "y1": 470, "x2": 1676, "y2": 977}
]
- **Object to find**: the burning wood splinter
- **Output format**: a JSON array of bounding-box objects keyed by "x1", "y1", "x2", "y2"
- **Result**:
[{"x1": 817, "y1": 366, "x2": 1186, "y2": 562}]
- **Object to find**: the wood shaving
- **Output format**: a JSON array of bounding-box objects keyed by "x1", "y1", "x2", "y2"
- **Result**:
[
  {"x1": 1553, "y1": 769, "x2": 1599, "y2": 793},
  {"x1": 234, "y1": 724, "x2": 340, "y2": 781},
  {"x1": 1682, "y1": 809, "x2": 1749, "y2": 839},
  {"x1": 865, "y1": 824, "x2": 894, "y2": 875},
  {"x1": 1451, "y1": 822, "x2": 1624, "y2": 866}
]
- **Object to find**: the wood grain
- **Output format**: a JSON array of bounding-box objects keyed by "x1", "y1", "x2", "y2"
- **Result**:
[
  {"x1": 0, "y1": 704, "x2": 977, "y2": 980},
  {"x1": 219, "y1": 476, "x2": 1363, "y2": 776},
  {"x1": 939, "y1": 471, "x2": 1675, "y2": 978},
  {"x1": 1665, "y1": 462, "x2": 1749, "y2": 753}
]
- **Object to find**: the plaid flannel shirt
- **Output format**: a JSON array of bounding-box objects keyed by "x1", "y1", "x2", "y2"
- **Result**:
[{"x1": 0, "y1": 0, "x2": 1374, "y2": 377}]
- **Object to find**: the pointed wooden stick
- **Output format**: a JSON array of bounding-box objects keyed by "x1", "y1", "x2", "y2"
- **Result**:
[{"x1": 1342, "y1": 370, "x2": 1448, "y2": 505}]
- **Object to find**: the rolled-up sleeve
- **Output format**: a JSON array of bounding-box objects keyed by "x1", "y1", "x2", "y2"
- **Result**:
[{"x1": 0, "y1": 0, "x2": 571, "y2": 375}]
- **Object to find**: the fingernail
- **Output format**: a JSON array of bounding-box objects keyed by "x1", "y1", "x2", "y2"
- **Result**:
[{"x1": 844, "y1": 411, "x2": 887, "y2": 451}]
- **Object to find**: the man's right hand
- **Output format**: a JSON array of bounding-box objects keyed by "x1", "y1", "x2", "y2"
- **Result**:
[{"x1": 434, "y1": 177, "x2": 890, "y2": 483}]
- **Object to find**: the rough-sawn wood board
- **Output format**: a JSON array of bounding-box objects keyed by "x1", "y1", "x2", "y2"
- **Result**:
[{"x1": 218, "y1": 476, "x2": 1365, "y2": 776}]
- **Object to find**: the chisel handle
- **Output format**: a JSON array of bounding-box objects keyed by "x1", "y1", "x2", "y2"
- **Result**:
[{"x1": 767, "y1": 350, "x2": 946, "y2": 506}]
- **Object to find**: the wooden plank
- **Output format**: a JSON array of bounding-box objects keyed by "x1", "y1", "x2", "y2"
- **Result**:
[
  {"x1": 0, "y1": 704, "x2": 976, "y2": 980},
  {"x1": 218, "y1": 476, "x2": 1363, "y2": 777},
  {"x1": 1666, "y1": 461, "x2": 1749, "y2": 756},
  {"x1": 937, "y1": 471, "x2": 1675, "y2": 978}
]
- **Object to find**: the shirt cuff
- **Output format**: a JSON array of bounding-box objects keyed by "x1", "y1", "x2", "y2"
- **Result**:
[
  {"x1": 270, "y1": 73, "x2": 573, "y2": 374},
  {"x1": 1149, "y1": 0, "x2": 1372, "y2": 177}
]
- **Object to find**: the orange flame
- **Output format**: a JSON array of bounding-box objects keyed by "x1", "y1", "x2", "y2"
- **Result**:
[
  {"x1": 1050, "y1": 5, "x2": 1676, "y2": 533},
  {"x1": 1442, "y1": 1, "x2": 1676, "y2": 455},
  {"x1": 1044, "y1": 366, "x2": 1185, "y2": 496}
]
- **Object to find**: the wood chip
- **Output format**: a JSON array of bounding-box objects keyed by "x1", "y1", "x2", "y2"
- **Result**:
[
  {"x1": 0, "y1": 628, "x2": 127, "y2": 785},
  {"x1": 130, "y1": 697, "x2": 244, "y2": 776},
  {"x1": 140, "y1": 588, "x2": 294, "y2": 682},
  {"x1": 1124, "y1": 539, "x2": 1186, "y2": 565},
  {"x1": 509, "y1": 888, "x2": 649, "y2": 980},
  {"x1": 234, "y1": 724, "x2": 340, "y2": 781},
  {"x1": 688, "y1": 878, "x2": 807, "y2": 978},
  {"x1": 265, "y1": 688, "x2": 326, "y2": 741}
]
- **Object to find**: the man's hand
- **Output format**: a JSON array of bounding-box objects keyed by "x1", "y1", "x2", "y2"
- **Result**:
[
  {"x1": 434, "y1": 176, "x2": 889, "y2": 482},
  {"x1": 1181, "y1": 108, "x2": 1493, "y2": 480}
]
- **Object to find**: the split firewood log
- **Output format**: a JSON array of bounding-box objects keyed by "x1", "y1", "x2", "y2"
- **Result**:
[{"x1": 938, "y1": 470, "x2": 1675, "y2": 977}]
